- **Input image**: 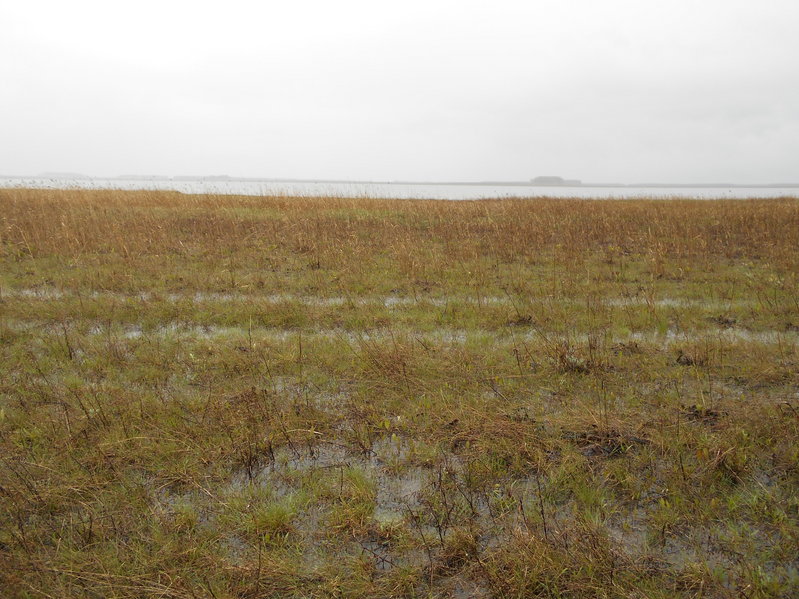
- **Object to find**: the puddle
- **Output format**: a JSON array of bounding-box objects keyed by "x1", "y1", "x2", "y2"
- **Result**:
[
  {"x1": 374, "y1": 467, "x2": 425, "y2": 522},
  {"x1": 80, "y1": 323, "x2": 477, "y2": 345},
  {"x1": 1, "y1": 287, "x2": 767, "y2": 313},
  {"x1": 3, "y1": 287, "x2": 67, "y2": 299},
  {"x1": 128, "y1": 431, "x2": 799, "y2": 584},
  {"x1": 520, "y1": 328, "x2": 798, "y2": 347},
  {"x1": 626, "y1": 328, "x2": 797, "y2": 345},
  {"x1": 6, "y1": 315, "x2": 798, "y2": 350},
  {"x1": 225, "y1": 435, "x2": 428, "y2": 522},
  {"x1": 605, "y1": 507, "x2": 649, "y2": 555},
  {"x1": 605, "y1": 297, "x2": 749, "y2": 309}
]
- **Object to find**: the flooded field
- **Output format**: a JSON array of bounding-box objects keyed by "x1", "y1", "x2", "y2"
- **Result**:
[{"x1": 1, "y1": 189, "x2": 798, "y2": 597}]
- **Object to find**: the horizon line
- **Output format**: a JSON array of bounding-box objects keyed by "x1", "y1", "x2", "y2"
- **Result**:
[{"x1": 2, "y1": 173, "x2": 799, "y2": 188}]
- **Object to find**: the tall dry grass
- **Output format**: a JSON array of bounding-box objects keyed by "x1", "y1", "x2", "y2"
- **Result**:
[{"x1": 1, "y1": 189, "x2": 797, "y2": 266}]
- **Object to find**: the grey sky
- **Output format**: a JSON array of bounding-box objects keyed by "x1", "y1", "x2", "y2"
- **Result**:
[{"x1": 2, "y1": 0, "x2": 798, "y2": 182}]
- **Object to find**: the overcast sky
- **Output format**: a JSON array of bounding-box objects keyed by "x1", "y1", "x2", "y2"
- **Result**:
[{"x1": 2, "y1": 1, "x2": 798, "y2": 183}]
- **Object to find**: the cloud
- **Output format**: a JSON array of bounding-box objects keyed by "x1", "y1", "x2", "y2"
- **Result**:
[{"x1": 1, "y1": 0, "x2": 798, "y2": 181}]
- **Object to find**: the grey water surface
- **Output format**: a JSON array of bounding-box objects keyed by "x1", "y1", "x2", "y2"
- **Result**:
[{"x1": 1, "y1": 177, "x2": 797, "y2": 200}]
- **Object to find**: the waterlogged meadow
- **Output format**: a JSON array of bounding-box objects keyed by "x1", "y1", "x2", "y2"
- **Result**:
[{"x1": 1, "y1": 189, "x2": 798, "y2": 598}]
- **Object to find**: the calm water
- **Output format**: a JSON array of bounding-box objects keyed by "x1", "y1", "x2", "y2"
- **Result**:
[{"x1": 1, "y1": 177, "x2": 797, "y2": 200}]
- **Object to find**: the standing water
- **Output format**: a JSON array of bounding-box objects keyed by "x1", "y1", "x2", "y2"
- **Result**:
[{"x1": 1, "y1": 176, "x2": 797, "y2": 200}]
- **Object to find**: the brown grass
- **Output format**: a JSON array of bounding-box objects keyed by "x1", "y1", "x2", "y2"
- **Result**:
[
  {"x1": 2, "y1": 188, "x2": 797, "y2": 263},
  {"x1": 1, "y1": 188, "x2": 798, "y2": 598}
]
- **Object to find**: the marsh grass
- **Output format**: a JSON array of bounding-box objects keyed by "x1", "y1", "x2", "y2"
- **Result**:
[{"x1": 1, "y1": 188, "x2": 798, "y2": 597}]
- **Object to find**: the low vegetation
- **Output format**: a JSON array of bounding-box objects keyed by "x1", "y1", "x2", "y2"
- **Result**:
[{"x1": 1, "y1": 188, "x2": 798, "y2": 597}]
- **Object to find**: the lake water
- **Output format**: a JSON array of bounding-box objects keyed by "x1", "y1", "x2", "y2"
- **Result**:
[{"x1": 1, "y1": 177, "x2": 797, "y2": 200}]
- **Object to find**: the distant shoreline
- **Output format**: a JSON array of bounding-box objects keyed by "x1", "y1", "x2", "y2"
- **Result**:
[{"x1": 2, "y1": 175, "x2": 798, "y2": 189}]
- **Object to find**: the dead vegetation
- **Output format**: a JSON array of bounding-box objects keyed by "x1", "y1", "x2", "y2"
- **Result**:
[{"x1": 0, "y1": 188, "x2": 798, "y2": 597}]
